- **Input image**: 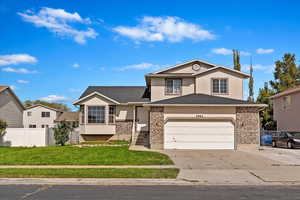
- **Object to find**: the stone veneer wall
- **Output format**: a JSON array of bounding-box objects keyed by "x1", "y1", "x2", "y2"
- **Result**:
[
  {"x1": 235, "y1": 107, "x2": 260, "y2": 145},
  {"x1": 149, "y1": 107, "x2": 164, "y2": 149},
  {"x1": 112, "y1": 120, "x2": 133, "y2": 141}
]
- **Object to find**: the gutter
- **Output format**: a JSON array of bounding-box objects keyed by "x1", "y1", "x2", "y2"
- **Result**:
[{"x1": 143, "y1": 103, "x2": 268, "y2": 107}]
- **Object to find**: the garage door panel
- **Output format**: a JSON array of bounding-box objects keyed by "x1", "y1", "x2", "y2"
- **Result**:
[{"x1": 164, "y1": 120, "x2": 234, "y2": 150}]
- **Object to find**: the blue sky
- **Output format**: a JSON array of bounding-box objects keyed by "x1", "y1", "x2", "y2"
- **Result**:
[{"x1": 1, "y1": 0, "x2": 300, "y2": 109}]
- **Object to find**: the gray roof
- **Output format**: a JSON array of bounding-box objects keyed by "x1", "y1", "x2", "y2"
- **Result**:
[
  {"x1": 55, "y1": 112, "x2": 79, "y2": 122},
  {"x1": 148, "y1": 93, "x2": 260, "y2": 105},
  {"x1": 79, "y1": 86, "x2": 150, "y2": 103}
]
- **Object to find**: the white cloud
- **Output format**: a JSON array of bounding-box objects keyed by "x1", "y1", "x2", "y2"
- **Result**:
[
  {"x1": 211, "y1": 48, "x2": 251, "y2": 56},
  {"x1": 211, "y1": 48, "x2": 232, "y2": 55},
  {"x1": 17, "y1": 80, "x2": 29, "y2": 84},
  {"x1": 243, "y1": 64, "x2": 275, "y2": 73},
  {"x1": 114, "y1": 16, "x2": 215, "y2": 43},
  {"x1": 240, "y1": 51, "x2": 251, "y2": 56},
  {"x1": 18, "y1": 7, "x2": 97, "y2": 44},
  {"x1": 119, "y1": 63, "x2": 160, "y2": 71},
  {"x1": 2, "y1": 67, "x2": 38, "y2": 74},
  {"x1": 72, "y1": 63, "x2": 80, "y2": 68},
  {"x1": 40, "y1": 95, "x2": 68, "y2": 102},
  {"x1": 256, "y1": 48, "x2": 274, "y2": 54},
  {"x1": 0, "y1": 54, "x2": 37, "y2": 66},
  {"x1": 10, "y1": 85, "x2": 18, "y2": 90},
  {"x1": 68, "y1": 88, "x2": 80, "y2": 93}
]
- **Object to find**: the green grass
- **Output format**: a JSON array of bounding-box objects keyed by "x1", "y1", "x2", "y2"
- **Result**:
[
  {"x1": 80, "y1": 140, "x2": 129, "y2": 145},
  {"x1": 0, "y1": 146, "x2": 173, "y2": 165},
  {"x1": 0, "y1": 168, "x2": 179, "y2": 178}
]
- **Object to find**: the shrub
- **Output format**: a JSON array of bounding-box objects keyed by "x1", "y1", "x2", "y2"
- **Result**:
[
  {"x1": 0, "y1": 120, "x2": 7, "y2": 136},
  {"x1": 53, "y1": 121, "x2": 73, "y2": 146}
]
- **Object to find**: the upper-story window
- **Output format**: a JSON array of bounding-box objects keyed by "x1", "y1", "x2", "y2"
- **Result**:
[
  {"x1": 212, "y1": 78, "x2": 228, "y2": 94},
  {"x1": 41, "y1": 112, "x2": 50, "y2": 118},
  {"x1": 88, "y1": 106, "x2": 105, "y2": 123},
  {"x1": 165, "y1": 78, "x2": 182, "y2": 95},
  {"x1": 27, "y1": 111, "x2": 32, "y2": 117}
]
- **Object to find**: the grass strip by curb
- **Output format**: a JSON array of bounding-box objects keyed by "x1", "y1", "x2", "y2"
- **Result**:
[{"x1": 0, "y1": 168, "x2": 179, "y2": 179}]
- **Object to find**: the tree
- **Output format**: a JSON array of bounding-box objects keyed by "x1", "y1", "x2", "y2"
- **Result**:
[
  {"x1": 23, "y1": 100, "x2": 70, "y2": 111},
  {"x1": 248, "y1": 58, "x2": 254, "y2": 102},
  {"x1": 270, "y1": 53, "x2": 300, "y2": 93},
  {"x1": 256, "y1": 82, "x2": 276, "y2": 130},
  {"x1": 0, "y1": 120, "x2": 7, "y2": 137},
  {"x1": 53, "y1": 121, "x2": 73, "y2": 146},
  {"x1": 233, "y1": 49, "x2": 241, "y2": 71}
]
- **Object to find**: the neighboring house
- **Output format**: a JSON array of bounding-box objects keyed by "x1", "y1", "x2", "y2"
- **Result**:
[
  {"x1": 55, "y1": 111, "x2": 79, "y2": 127},
  {"x1": 74, "y1": 59, "x2": 266, "y2": 150},
  {"x1": 0, "y1": 86, "x2": 24, "y2": 128},
  {"x1": 23, "y1": 104, "x2": 63, "y2": 128},
  {"x1": 271, "y1": 86, "x2": 300, "y2": 132}
]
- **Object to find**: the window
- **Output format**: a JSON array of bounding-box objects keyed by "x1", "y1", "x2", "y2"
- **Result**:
[
  {"x1": 88, "y1": 106, "x2": 105, "y2": 123},
  {"x1": 212, "y1": 79, "x2": 228, "y2": 94},
  {"x1": 165, "y1": 79, "x2": 182, "y2": 95},
  {"x1": 41, "y1": 125, "x2": 49, "y2": 128},
  {"x1": 41, "y1": 112, "x2": 50, "y2": 118},
  {"x1": 27, "y1": 112, "x2": 32, "y2": 117},
  {"x1": 109, "y1": 105, "x2": 116, "y2": 123},
  {"x1": 29, "y1": 124, "x2": 36, "y2": 128},
  {"x1": 283, "y1": 96, "x2": 291, "y2": 110}
]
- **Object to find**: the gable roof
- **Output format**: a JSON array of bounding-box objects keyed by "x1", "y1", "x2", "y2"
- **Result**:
[
  {"x1": 270, "y1": 85, "x2": 300, "y2": 99},
  {"x1": 75, "y1": 86, "x2": 150, "y2": 105},
  {"x1": 55, "y1": 112, "x2": 79, "y2": 122},
  {"x1": 194, "y1": 66, "x2": 250, "y2": 78},
  {"x1": 25, "y1": 104, "x2": 63, "y2": 112},
  {"x1": 152, "y1": 59, "x2": 217, "y2": 74},
  {"x1": 0, "y1": 86, "x2": 25, "y2": 110},
  {"x1": 145, "y1": 93, "x2": 266, "y2": 107}
]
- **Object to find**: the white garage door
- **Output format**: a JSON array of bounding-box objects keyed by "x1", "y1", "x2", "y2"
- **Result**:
[{"x1": 164, "y1": 120, "x2": 234, "y2": 150}]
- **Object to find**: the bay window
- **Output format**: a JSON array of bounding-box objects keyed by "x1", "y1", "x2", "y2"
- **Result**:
[{"x1": 88, "y1": 106, "x2": 105, "y2": 123}]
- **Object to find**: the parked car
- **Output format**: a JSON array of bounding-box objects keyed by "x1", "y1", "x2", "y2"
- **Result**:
[{"x1": 272, "y1": 132, "x2": 300, "y2": 149}]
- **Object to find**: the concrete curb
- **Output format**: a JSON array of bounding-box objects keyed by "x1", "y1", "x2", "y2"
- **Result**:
[{"x1": 0, "y1": 178, "x2": 300, "y2": 186}]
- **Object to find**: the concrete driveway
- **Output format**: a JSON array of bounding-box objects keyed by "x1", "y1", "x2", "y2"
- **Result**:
[
  {"x1": 162, "y1": 149, "x2": 300, "y2": 185},
  {"x1": 163, "y1": 150, "x2": 281, "y2": 170}
]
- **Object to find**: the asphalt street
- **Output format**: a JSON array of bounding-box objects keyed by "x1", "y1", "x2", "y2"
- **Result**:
[{"x1": 1, "y1": 185, "x2": 300, "y2": 200}]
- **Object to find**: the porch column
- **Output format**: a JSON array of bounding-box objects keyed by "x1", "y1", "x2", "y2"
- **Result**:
[
  {"x1": 149, "y1": 106, "x2": 164, "y2": 149},
  {"x1": 131, "y1": 105, "x2": 136, "y2": 144}
]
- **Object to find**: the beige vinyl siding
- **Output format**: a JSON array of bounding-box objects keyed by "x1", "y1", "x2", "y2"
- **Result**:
[
  {"x1": 23, "y1": 106, "x2": 59, "y2": 128},
  {"x1": 273, "y1": 92, "x2": 300, "y2": 131},
  {"x1": 164, "y1": 106, "x2": 236, "y2": 121},
  {"x1": 195, "y1": 69, "x2": 244, "y2": 100},
  {"x1": 0, "y1": 90, "x2": 23, "y2": 128},
  {"x1": 163, "y1": 62, "x2": 211, "y2": 73},
  {"x1": 151, "y1": 77, "x2": 195, "y2": 101},
  {"x1": 116, "y1": 105, "x2": 133, "y2": 121}
]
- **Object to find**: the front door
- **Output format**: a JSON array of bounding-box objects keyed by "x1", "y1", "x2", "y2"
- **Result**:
[{"x1": 136, "y1": 107, "x2": 149, "y2": 132}]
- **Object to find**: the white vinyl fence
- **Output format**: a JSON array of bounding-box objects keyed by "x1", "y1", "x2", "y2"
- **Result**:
[
  {"x1": 0, "y1": 128, "x2": 80, "y2": 147},
  {"x1": 0, "y1": 128, "x2": 49, "y2": 147}
]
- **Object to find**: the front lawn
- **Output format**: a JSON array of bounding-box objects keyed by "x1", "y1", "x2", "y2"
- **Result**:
[
  {"x1": 0, "y1": 146, "x2": 173, "y2": 165},
  {"x1": 0, "y1": 168, "x2": 179, "y2": 178},
  {"x1": 80, "y1": 140, "x2": 129, "y2": 145}
]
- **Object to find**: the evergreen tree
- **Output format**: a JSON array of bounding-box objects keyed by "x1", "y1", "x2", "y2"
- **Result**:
[
  {"x1": 233, "y1": 49, "x2": 241, "y2": 71},
  {"x1": 270, "y1": 53, "x2": 300, "y2": 93},
  {"x1": 248, "y1": 58, "x2": 254, "y2": 102},
  {"x1": 256, "y1": 82, "x2": 276, "y2": 130}
]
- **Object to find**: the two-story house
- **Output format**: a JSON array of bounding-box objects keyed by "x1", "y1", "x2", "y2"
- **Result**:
[
  {"x1": 74, "y1": 59, "x2": 266, "y2": 150},
  {"x1": 271, "y1": 86, "x2": 300, "y2": 132},
  {"x1": 23, "y1": 104, "x2": 63, "y2": 128},
  {"x1": 0, "y1": 86, "x2": 24, "y2": 128}
]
